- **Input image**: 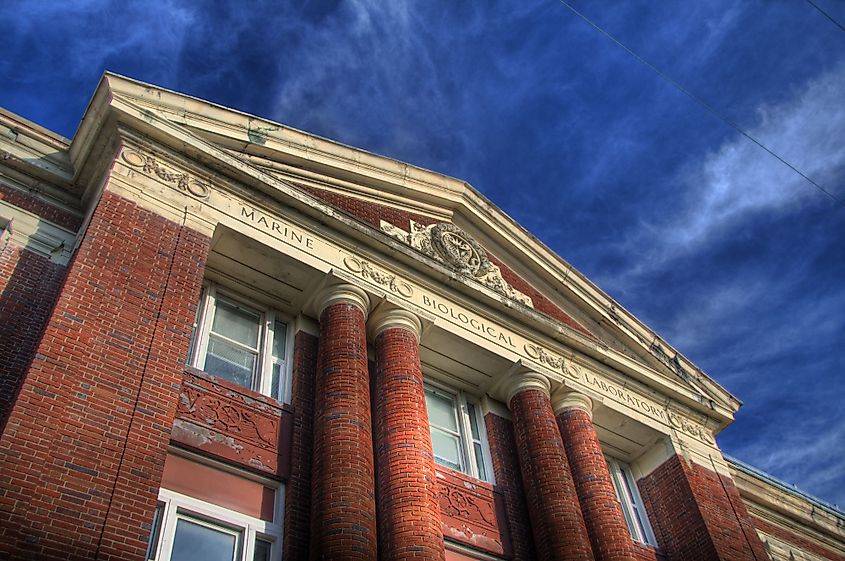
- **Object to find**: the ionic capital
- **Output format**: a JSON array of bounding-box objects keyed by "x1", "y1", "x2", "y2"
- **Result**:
[
  {"x1": 551, "y1": 389, "x2": 593, "y2": 419},
  {"x1": 316, "y1": 283, "x2": 370, "y2": 319},
  {"x1": 368, "y1": 305, "x2": 423, "y2": 341},
  {"x1": 503, "y1": 371, "x2": 551, "y2": 408}
]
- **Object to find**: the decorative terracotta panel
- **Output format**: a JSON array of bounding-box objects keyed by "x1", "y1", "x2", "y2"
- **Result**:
[
  {"x1": 172, "y1": 368, "x2": 292, "y2": 478},
  {"x1": 436, "y1": 468, "x2": 512, "y2": 558}
]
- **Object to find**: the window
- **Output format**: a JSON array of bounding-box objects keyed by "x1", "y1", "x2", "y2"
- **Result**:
[
  {"x1": 605, "y1": 457, "x2": 656, "y2": 546},
  {"x1": 190, "y1": 284, "x2": 289, "y2": 402},
  {"x1": 424, "y1": 382, "x2": 493, "y2": 482},
  {"x1": 145, "y1": 489, "x2": 282, "y2": 561}
]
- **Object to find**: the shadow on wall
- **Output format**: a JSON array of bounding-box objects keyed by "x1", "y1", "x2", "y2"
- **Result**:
[{"x1": 0, "y1": 219, "x2": 71, "y2": 433}]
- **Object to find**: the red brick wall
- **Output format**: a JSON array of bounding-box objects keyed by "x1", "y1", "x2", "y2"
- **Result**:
[
  {"x1": 0, "y1": 183, "x2": 82, "y2": 231},
  {"x1": 283, "y1": 330, "x2": 318, "y2": 561},
  {"x1": 0, "y1": 189, "x2": 209, "y2": 561},
  {"x1": 299, "y1": 185, "x2": 594, "y2": 338},
  {"x1": 0, "y1": 244, "x2": 67, "y2": 431},
  {"x1": 509, "y1": 388, "x2": 594, "y2": 561},
  {"x1": 751, "y1": 515, "x2": 845, "y2": 561},
  {"x1": 310, "y1": 301, "x2": 377, "y2": 560},
  {"x1": 485, "y1": 412, "x2": 537, "y2": 561},
  {"x1": 638, "y1": 455, "x2": 769, "y2": 561},
  {"x1": 373, "y1": 326, "x2": 445, "y2": 560}
]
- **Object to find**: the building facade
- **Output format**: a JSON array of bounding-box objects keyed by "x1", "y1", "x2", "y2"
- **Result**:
[{"x1": 0, "y1": 74, "x2": 842, "y2": 561}]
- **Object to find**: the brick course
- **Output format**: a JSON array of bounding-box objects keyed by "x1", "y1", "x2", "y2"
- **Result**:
[
  {"x1": 509, "y1": 388, "x2": 594, "y2": 561},
  {"x1": 310, "y1": 301, "x2": 377, "y2": 561},
  {"x1": 0, "y1": 183, "x2": 82, "y2": 231},
  {"x1": 0, "y1": 189, "x2": 209, "y2": 561},
  {"x1": 557, "y1": 407, "x2": 637, "y2": 561},
  {"x1": 373, "y1": 326, "x2": 445, "y2": 561}
]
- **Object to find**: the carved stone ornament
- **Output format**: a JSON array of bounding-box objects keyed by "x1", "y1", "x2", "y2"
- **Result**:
[
  {"x1": 121, "y1": 148, "x2": 211, "y2": 200},
  {"x1": 381, "y1": 219, "x2": 533, "y2": 307}
]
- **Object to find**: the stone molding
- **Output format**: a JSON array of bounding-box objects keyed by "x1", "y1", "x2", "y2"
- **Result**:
[
  {"x1": 503, "y1": 371, "x2": 551, "y2": 407},
  {"x1": 551, "y1": 390, "x2": 594, "y2": 419},
  {"x1": 368, "y1": 305, "x2": 423, "y2": 341},
  {"x1": 315, "y1": 283, "x2": 370, "y2": 319},
  {"x1": 381, "y1": 219, "x2": 534, "y2": 307}
]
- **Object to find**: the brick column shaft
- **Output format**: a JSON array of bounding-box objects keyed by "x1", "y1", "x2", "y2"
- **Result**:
[
  {"x1": 509, "y1": 384, "x2": 594, "y2": 561},
  {"x1": 373, "y1": 323, "x2": 445, "y2": 561},
  {"x1": 557, "y1": 405, "x2": 637, "y2": 561},
  {"x1": 310, "y1": 297, "x2": 377, "y2": 561}
]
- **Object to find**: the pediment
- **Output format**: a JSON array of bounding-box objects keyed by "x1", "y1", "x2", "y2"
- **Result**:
[{"x1": 71, "y1": 73, "x2": 740, "y2": 423}]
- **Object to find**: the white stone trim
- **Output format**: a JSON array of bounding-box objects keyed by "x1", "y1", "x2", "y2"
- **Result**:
[
  {"x1": 503, "y1": 371, "x2": 551, "y2": 407},
  {"x1": 315, "y1": 283, "x2": 370, "y2": 319},
  {"x1": 551, "y1": 390, "x2": 593, "y2": 419},
  {"x1": 368, "y1": 305, "x2": 423, "y2": 341}
]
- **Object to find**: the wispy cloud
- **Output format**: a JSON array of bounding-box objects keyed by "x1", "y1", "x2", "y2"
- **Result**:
[{"x1": 602, "y1": 62, "x2": 845, "y2": 294}]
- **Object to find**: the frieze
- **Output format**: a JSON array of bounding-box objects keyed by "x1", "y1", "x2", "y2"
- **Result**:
[
  {"x1": 381, "y1": 219, "x2": 533, "y2": 307},
  {"x1": 343, "y1": 255, "x2": 413, "y2": 298},
  {"x1": 121, "y1": 148, "x2": 211, "y2": 200},
  {"x1": 232, "y1": 202, "x2": 717, "y2": 446}
]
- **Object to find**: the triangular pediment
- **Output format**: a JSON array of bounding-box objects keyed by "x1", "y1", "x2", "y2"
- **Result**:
[{"x1": 69, "y1": 73, "x2": 740, "y2": 425}]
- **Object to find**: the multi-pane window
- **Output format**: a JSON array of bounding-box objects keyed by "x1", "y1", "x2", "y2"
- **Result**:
[
  {"x1": 606, "y1": 456, "x2": 656, "y2": 546},
  {"x1": 190, "y1": 284, "x2": 289, "y2": 402},
  {"x1": 145, "y1": 490, "x2": 281, "y2": 561},
  {"x1": 424, "y1": 382, "x2": 493, "y2": 482}
]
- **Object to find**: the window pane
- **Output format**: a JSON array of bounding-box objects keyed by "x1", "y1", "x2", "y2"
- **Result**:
[
  {"x1": 206, "y1": 337, "x2": 256, "y2": 388},
  {"x1": 271, "y1": 321, "x2": 287, "y2": 358},
  {"x1": 270, "y1": 361, "x2": 283, "y2": 401},
  {"x1": 466, "y1": 403, "x2": 481, "y2": 439},
  {"x1": 253, "y1": 539, "x2": 272, "y2": 561},
  {"x1": 425, "y1": 389, "x2": 459, "y2": 432},
  {"x1": 431, "y1": 428, "x2": 462, "y2": 470},
  {"x1": 212, "y1": 299, "x2": 260, "y2": 348},
  {"x1": 170, "y1": 518, "x2": 238, "y2": 561},
  {"x1": 473, "y1": 442, "x2": 487, "y2": 481}
]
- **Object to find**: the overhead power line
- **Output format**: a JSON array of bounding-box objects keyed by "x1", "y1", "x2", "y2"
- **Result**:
[
  {"x1": 556, "y1": 0, "x2": 845, "y2": 209},
  {"x1": 806, "y1": 0, "x2": 845, "y2": 33}
]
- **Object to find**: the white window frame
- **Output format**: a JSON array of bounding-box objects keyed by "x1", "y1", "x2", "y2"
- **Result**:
[
  {"x1": 606, "y1": 456, "x2": 656, "y2": 546},
  {"x1": 424, "y1": 380, "x2": 495, "y2": 484},
  {"x1": 147, "y1": 488, "x2": 283, "y2": 561},
  {"x1": 189, "y1": 283, "x2": 293, "y2": 403}
]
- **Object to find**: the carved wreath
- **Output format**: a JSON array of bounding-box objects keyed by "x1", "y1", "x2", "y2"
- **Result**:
[{"x1": 430, "y1": 223, "x2": 494, "y2": 278}]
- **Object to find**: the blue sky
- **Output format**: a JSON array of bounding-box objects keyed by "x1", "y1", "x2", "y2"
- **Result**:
[{"x1": 2, "y1": 1, "x2": 843, "y2": 507}]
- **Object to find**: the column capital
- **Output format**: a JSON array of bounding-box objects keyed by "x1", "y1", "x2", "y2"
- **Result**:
[
  {"x1": 316, "y1": 283, "x2": 370, "y2": 319},
  {"x1": 368, "y1": 305, "x2": 423, "y2": 341},
  {"x1": 551, "y1": 389, "x2": 593, "y2": 419},
  {"x1": 503, "y1": 371, "x2": 551, "y2": 408}
]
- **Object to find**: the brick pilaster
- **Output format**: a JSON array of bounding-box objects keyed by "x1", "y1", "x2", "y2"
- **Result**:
[
  {"x1": 0, "y1": 190, "x2": 210, "y2": 561},
  {"x1": 638, "y1": 454, "x2": 769, "y2": 561},
  {"x1": 554, "y1": 392, "x2": 637, "y2": 561},
  {"x1": 370, "y1": 307, "x2": 445, "y2": 561},
  {"x1": 505, "y1": 372, "x2": 594, "y2": 561},
  {"x1": 310, "y1": 285, "x2": 377, "y2": 561},
  {"x1": 282, "y1": 330, "x2": 319, "y2": 560}
]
